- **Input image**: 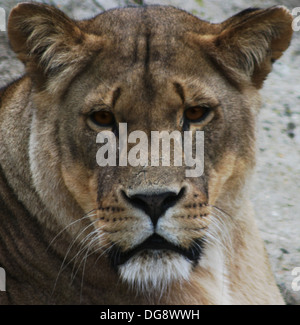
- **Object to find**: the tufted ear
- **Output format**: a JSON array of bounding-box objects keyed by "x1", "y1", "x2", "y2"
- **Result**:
[
  {"x1": 209, "y1": 6, "x2": 293, "y2": 89},
  {"x1": 8, "y1": 2, "x2": 104, "y2": 93}
]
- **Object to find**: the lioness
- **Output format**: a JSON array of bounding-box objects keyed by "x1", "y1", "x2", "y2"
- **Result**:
[{"x1": 0, "y1": 2, "x2": 293, "y2": 305}]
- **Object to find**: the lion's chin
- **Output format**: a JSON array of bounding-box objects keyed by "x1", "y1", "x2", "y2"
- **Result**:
[{"x1": 118, "y1": 250, "x2": 193, "y2": 296}]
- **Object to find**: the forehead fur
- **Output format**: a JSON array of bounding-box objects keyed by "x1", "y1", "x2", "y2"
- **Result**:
[{"x1": 79, "y1": 6, "x2": 219, "y2": 36}]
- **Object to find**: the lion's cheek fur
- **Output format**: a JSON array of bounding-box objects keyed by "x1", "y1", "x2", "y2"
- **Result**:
[{"x1": 28, "y1": 110, "x2": 85, "y2": 234}]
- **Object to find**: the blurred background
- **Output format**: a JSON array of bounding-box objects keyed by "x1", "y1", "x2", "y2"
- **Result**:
[{"x1": 0, "y1": 0, "x2": 299, "y2": 304}]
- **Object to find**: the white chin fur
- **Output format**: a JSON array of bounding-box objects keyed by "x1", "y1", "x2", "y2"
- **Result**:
[{"x1": 118, "y1": 250, "x2": 192, "y2": 296}]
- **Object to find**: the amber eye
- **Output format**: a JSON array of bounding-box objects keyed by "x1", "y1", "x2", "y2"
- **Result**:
[
  {"x1": 90, "y1": 110, "x2": 115, "y2": 127},
  {"x1": 184, "y1": 106, "x2": 208, "y2": 122}
]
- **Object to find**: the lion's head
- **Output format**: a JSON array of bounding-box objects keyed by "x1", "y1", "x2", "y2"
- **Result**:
[{"x1": 7, "y1": 3, "x2": 293, "y2": 299}]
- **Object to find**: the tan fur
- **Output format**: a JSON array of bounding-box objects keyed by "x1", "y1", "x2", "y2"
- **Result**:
[{"x1": 0, "y1": 3, "x2": 293, "y2": 304}]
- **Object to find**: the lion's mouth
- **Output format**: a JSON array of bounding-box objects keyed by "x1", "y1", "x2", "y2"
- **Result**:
[{"x1": 109, "y1": 234, "x2": 204, "y2": 268}]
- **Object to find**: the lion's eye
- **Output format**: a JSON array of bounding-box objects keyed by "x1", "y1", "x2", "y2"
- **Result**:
[
  {"x1": 90, "y1": 110, "x2": 115, "y2": 127},
  {"x1": 184, "y1": 106, "x2": 208, "y2": 122}
]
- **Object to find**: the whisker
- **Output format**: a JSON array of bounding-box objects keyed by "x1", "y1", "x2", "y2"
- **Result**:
[
  {"x1": 93, "y1": 237, "x2": 123, "y2": 266},
  {"x1": 79, "y1": 240, "x2": 94, "y2": 304},
  {"x1": 51, "y1": 215, "x2": 100, "y2": 296},
  {"x1": 70, "y1": 228, "x2": 124, "y2": 285},
  {"x1": 207, "y1": 205, "x2": 235, "y2": 222},
  {"x1": 47, "y1": 209, "x2": 98, "y2": 251},
  {"x1": 70, "y1": 228, "x2": 101, "y2": 281},
  {"x1": 73, "y1": 235, "x2": 124, "y2": 301},
  {"x1": 70, "y1": 229, "x2": 107, "y2": 283},
  {"x1": 190, "y1": 205, "x2": 236, "y2": 260}
]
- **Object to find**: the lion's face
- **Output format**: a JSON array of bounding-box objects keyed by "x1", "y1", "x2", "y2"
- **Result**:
[
  {"x1": 8, "y1": 4, "x2": 292, "y2": 294},
  {"x1": 46, "y1": 12, "x2": 256, "y2": 292}
]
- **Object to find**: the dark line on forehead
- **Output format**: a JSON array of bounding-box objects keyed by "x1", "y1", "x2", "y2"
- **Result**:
[
  {"x1": 132, "y1": 36, "x2": 139, "y2": 64},
  {"x1": 141, "y1": 7, "x2": 155, "y2": 99},
  {"x1": 141, "y1": 6, "x2": 151, "y2": 71},
  {"x1": 144, "y1": 31, "x2": 151, "y2": 73},
  {"x1": 112, "y1": 87, "x2": 121, "y2": 108},
  {"x1": 173, "y1": 82, "x2": 185, "y2": 104},
  {"x1": 143, "y1": 31, "x2": 155, "y2": 99}
]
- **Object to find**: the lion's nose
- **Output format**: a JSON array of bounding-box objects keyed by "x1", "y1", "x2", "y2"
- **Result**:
[{"x1": 122, "y1": 188, "x2": 185, "y2": 226}]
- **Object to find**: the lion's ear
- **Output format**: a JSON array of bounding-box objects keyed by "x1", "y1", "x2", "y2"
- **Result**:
[
  {"x1": 212, "y1": 6, "x2": 293, "y2": 88},
  {"x1": 8, "y1": 2, "x2": 104, "y2": 92}
]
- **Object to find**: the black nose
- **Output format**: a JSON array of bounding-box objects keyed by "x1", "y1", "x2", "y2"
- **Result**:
[{"x1": 122, "y1": 188, "x2": 185, "y2": 226}]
